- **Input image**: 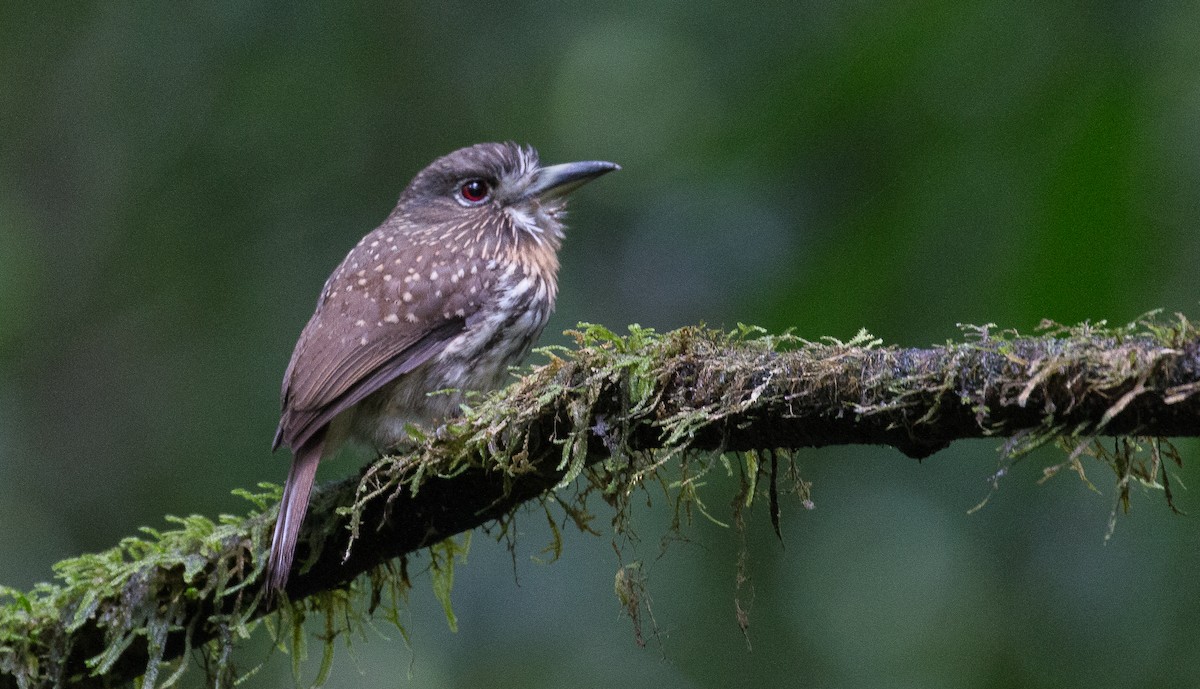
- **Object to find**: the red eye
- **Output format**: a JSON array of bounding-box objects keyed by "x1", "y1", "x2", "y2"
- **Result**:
[{"x1": 459, "y1": 179, "x2": 490, "y2": 204}]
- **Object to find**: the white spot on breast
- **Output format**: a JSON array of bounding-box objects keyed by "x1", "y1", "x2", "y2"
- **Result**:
[
  {"x1": 402, "y1": 292, "x2": 413, "y2": 302},
  {"x1": 500, "y1": 277, "x2": 534, "y2": 308},
  {"x1": 384, "y1": 313, "x2": 399, "y2": 323},
  {"x1": 357, "y1": 278, "x2": 367, "y2": 286},
  {"x1": 406, "y1": 312, "x2": 419, "y2": 323},
  {"x1": 355, "y1": 319, "x2": 366, "y2": 327},
  {"x1": 430, "y1": 270, "x2": 439, "y2": 280}
]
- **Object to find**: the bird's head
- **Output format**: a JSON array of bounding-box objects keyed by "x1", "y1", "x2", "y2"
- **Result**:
[{"x1": 393, "y1": 142, "x2": 619, "y2": 248}]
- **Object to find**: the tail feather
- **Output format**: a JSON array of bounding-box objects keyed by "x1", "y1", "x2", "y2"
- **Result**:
[{"x1": 267, "y1": 441, "x2": 323, "y2": 591}]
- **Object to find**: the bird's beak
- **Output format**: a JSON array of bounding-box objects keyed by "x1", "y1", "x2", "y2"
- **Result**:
[{"x1": 526, "y1": 160, "x2": 621, "y2": 200}]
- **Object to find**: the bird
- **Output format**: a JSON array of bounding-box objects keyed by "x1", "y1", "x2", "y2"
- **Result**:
[{"x1": 267, "y1": 142, "x2": 619, "y2": 591}]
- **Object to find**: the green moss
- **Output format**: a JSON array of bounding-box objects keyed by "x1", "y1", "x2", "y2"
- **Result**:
[
  {"x1": 0, "y1": 485, "x2": 278, "y2": 688},
  {"x1": 2, "y1": 314, "x2": 1195, "y2": 688}
]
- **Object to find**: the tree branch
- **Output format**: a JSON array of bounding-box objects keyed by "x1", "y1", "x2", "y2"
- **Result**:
[{"x1": 2, "y1": 319, "x2": 1198, "y2": 688}]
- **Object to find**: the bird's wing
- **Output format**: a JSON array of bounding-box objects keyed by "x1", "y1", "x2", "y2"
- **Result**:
[
  {"x1": 274, "y1": 235, "x2": 488, "y2": 452},
  {"x1": 274, "y1": 316, "x2": 465, "y2": 452}
]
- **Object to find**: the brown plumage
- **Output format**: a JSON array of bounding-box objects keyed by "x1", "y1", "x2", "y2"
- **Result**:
[{"x1": 268, "y1": 142, "x2": 618, "y2": 591}]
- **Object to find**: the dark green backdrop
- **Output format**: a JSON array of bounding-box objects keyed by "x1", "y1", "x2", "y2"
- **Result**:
[{"x1": 2, "y1": 3, "x2": 1198, "y2": 687}]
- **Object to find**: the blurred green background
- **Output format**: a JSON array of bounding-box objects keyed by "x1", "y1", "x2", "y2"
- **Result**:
[{"x1": 2, "y1": 2, "x2": 1199, "y2": 688}]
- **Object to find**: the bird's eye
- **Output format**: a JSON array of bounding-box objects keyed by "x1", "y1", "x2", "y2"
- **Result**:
[{"x1": 458, "y1": 179, "x2": 491, "y2": 205}]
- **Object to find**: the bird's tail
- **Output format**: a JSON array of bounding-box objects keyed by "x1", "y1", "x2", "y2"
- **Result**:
[{"x1": 267, "y1": 441, "x2": 322, "y2": 591}]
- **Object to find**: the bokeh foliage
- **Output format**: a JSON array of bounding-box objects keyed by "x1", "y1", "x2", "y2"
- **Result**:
[{"x1": 2, "y1": 3, "x2": 1198, "y2": 688}]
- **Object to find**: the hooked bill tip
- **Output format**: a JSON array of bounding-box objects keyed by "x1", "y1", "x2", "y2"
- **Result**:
[{"x1": 528, "y1": 159, "x2": 620, "y2": 200}]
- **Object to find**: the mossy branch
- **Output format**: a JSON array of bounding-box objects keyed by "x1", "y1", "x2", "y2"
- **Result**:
[{"x1": 2, "y1": 317, "x2": 1199, "y2": 688}]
